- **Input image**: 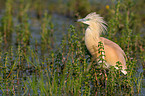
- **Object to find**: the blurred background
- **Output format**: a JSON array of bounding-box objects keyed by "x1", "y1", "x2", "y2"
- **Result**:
[{"x1": 0, "y1": 0, "x2": 144, "y2": 46}]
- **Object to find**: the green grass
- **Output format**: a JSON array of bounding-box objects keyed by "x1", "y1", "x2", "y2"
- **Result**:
[{"x1": 0, "y1": 0, "x2": 145, "y2": 95}]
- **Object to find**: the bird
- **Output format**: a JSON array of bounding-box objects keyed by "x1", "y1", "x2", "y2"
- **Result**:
[{"x1": 77, "y1": 12, "x2": 127, "y2": 75}]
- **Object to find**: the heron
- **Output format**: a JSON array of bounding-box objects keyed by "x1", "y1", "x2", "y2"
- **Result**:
[{"x1": 78, "y1": 12, "x2": 127, "y2": 75}]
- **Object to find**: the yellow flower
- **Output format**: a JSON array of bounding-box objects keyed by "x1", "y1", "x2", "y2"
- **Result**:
[{"x1": 106, "y1": 5, "x2": 109, "y2": 9}]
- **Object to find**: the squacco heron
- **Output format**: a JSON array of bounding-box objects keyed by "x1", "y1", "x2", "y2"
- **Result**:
[{"x1": 78, "y1": 12, "x2": 127, "y2": 75}]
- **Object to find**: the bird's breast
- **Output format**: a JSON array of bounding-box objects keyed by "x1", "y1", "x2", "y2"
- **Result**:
[{"x1": 85, "y1": 30, "x2": 100, "y2": 57}]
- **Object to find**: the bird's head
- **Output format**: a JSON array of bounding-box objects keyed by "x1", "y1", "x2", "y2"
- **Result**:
[
  {"x1": 77, "y1": 12, "x2": 107, "y2": 31},
  {"x1": 78, "y1": 12, "x2": 106, "y2": 25}
]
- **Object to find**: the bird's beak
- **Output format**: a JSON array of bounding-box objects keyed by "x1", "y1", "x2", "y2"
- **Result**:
[{"x1": 77, "y1": 19, "x2": 84, "y2": 22}]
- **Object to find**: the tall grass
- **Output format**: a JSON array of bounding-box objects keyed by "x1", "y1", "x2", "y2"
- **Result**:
[{"x1": 1, "y1": 0, "x2": 13, "y2": 44}]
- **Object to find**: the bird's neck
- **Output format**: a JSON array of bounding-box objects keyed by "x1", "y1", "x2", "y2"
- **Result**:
[
  {"x1": 85, "y1": 22, "x2": 102, "y2": 56},
  {"x1": 85, "y1": 26, "x2": 100, "y2": 58},
  {"x1": 86, "y1": 22, "x2": 101, "y2": 41}
]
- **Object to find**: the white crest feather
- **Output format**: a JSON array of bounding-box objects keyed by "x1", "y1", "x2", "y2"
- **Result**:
[{"x1": 85, "y1": 12, "x2": 107, "y2": 33}]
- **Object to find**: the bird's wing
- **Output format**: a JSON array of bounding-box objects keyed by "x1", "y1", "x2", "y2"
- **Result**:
[{"x1": 99, "y1": 37, "x2": 127, "y2": 59}]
